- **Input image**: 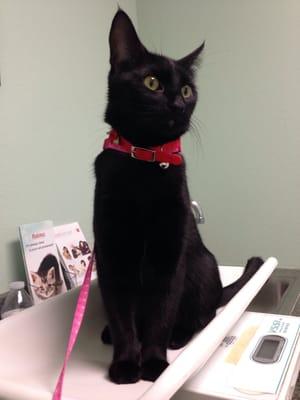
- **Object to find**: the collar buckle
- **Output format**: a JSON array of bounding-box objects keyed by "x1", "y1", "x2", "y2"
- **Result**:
[{"x1": 131, "y1": 146, "x2": 156, "y2": 162}]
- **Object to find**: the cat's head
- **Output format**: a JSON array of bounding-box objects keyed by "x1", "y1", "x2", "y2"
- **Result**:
[
  {"x1": 105, "y1": 10, "x2": 204, "y2": 147},
  {"x1": 31, "y1": 266, "x2": 57, "y2": 299},
  {"x1": 31, "y1": 254, "x2": 63, "y2": 299}
]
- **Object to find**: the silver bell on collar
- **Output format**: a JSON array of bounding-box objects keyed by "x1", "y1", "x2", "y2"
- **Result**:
[{"x1": 159, "y1": 162, "x2": 170, "y2": 169}]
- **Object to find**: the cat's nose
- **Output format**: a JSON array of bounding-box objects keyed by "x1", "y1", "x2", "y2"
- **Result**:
[{"x1": 170, "y1": 96, "x2": 185, "y2": 113}]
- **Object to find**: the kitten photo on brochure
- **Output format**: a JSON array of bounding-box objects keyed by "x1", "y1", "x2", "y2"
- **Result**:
[
  {"x1": 30, "y1": 254, "x2": 64, "y2": 300},
  {"x1": 93, "y1": 9, "x2": 263, "y2": 384}
]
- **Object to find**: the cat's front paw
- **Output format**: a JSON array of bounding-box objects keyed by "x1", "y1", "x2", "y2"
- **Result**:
[
  {"x1": 141, "y1": 358, "x2": 169, "y2": 381},
  {"x1": 109, "y1": 360, "x2": 141, "y2": 384}
]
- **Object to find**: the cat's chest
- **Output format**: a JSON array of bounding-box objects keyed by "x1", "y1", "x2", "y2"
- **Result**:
[{"x1": 95, "y1": 150, "x2": 186, "y2": 202}]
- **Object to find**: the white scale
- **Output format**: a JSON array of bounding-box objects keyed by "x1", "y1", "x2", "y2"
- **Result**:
[{"x1": 178, "y1": 312, "x2": 300, "y2": 400}]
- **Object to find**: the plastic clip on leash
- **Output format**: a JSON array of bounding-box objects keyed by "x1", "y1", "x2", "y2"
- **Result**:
[{"x1": 52, "y1": 247, "x2": 95, "y2": 400}]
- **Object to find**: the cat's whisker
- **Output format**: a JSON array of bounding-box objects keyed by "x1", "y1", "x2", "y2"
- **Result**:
[{"x1": 189, "y1": 117, "x2": 205, "y2": 155}]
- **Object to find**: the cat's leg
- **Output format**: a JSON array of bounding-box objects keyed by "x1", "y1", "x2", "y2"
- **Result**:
[
  {"x1": 95, "y1": 243, "x2": 142, "y2": 383},
  {"x1": 169, "y1": 241, "x2": 222, "y2": 349},
  {"x1": 169, "y1": 312, "x2": 216, "y2": 349},
  {"x1": 168, "y1": 326, "x2": 194, "y2": 350},
  {"x1": 140, "y1": 204, "x2": 187, "y2": 381},
  {"x1": 94, "y1": 202, "x2": 144, "y2": 384}
]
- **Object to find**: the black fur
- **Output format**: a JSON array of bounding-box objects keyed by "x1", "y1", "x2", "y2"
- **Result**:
[{"x1": 93, "y1": 10, "x2": 263, "y2": 384}]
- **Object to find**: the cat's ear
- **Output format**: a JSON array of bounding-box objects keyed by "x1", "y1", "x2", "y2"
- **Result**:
[
  {"x1": 177, "y1": 42, "x2": 205, "y2": 70},
  {"x1": 47, "y1": 266, "x2": 56, "y2": 284},
  {"x1": 109, "y1": 9, "x2": 147, "y2": 70},
  {"x1": 31, "y1": 271, "x2": 41, "y2": 286}
]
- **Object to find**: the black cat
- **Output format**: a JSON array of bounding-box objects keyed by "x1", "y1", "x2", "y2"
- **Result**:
[{"x1": 93, "y1": 9, "x2": 263, "y2": 384}]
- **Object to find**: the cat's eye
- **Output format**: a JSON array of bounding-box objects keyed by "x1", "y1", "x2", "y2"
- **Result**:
[
  {"x1": 181, "y1": 85, "x2": 193, "y2": 99},
  {"x1": 143, "y1": 76, "x2": 162, "y2": 91}
]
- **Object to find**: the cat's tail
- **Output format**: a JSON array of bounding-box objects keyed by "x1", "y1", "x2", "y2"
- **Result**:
[{"x1": 219, "y1": 256, "x2": 264, "y2": 307}]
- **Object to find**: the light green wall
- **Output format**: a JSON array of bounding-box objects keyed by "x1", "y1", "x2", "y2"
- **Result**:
[
  {"x1": 136, "y1": 0, "x2": 300, "y2": 268},
  {"x1": 1, "y1": 1, "x2": 299, "y2": 294},
  {"x1": 0, "y1": 0, "x2": 137, "y2": 292}
]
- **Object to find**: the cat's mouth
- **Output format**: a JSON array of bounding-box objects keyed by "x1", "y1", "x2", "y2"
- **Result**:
[{"x1": 165, "y1": 116, "x2": 189, "y2": 137}]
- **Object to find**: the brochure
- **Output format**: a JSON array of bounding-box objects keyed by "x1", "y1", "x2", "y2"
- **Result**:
[
  {"x1": 19, "y1": 220, "x2": 67, "y2": 304},
  {"x1": 54, "y1": 222, "x2": 97, "y2": 287}
]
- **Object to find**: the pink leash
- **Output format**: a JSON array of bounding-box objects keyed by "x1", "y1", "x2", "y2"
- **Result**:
[{"x1": 52, "y1": 248, "x2": 95, "y2": 400}]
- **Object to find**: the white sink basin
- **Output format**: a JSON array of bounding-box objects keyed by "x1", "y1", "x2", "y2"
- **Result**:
[{"x1": 0, "y1": 263, "x2": 276, "y2": 400}]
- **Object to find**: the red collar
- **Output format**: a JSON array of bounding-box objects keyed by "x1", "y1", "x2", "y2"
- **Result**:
[{"x1": 103, "y1": 130, "x2": 183, "y2": 166}]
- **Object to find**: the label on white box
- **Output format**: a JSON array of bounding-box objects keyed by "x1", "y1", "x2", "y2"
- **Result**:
[
  {"x1": 184, "y1": 312, "x2": 300, "y2": 400},
  {"x1": 231, "y1": 315, "x2": 300, "y2": 395}
]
